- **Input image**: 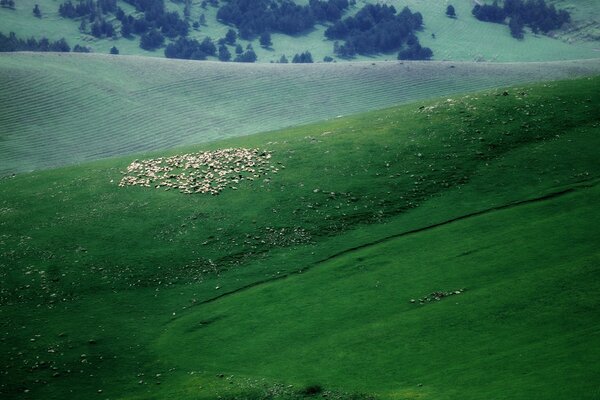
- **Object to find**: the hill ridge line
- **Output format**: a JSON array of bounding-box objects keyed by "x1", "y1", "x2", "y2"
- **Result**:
[
  {"x1": 168, "y1": 178, "x2": 598, "y2": 319},
  {"x1": 3, "y1": 52, "x2": 600, "y2": 67}
]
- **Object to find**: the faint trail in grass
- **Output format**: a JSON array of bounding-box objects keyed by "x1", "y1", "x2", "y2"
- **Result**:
[{"x1": 169, "y1": 178, "x2": 599, "y2": 318}]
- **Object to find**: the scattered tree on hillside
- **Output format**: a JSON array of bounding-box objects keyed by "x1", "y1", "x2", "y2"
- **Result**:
[
  {"x1": 160, "y1": 11, "x2": 189, "y2": 38},
  {"x1": 235, "y1": 43, "x2": 243, "y2": 54},
  {"x1": 397, "y1": 43, "x2": 432, "y2": 60},
  {"x1": 164, "y1": 36, "x2": 216, "y2": 59},
  {"x1": 234, "y1": 49, "x2": 257, "y2": 62},
  {"x1": 472, "y1": 1, "x2": 506, "y2": 23},
  {"x1": 216, "y1": 0, "x2": 349, "y2": 39},
  {"x1": 121, "y1": 20, "x2": 133, "y2": 37},
  {"x1": 184, "y1": 0, "x2": 192, "y2": 18},
  {"x1": 119, "y1": 0, "x2": 190, "y2": 47},
  {"x1": 292, "y1": 51, "x2": 313, "y2": 63},
  {"x1": 323, "y1": 55, "x2": 334, "y2": 62},
  {"x1": 33, "y1": 4, "x2": 42, "y2": 18},
  {"x1": 259, "y1": 31, "x2": 272, "y2": 48},
  {"x1": 326, "y1": 4, "x2": 429, "y2": 57},
  {"x1": 199, "y1": 13, "x2": 207, "y2": 25},
  {"x1": 0, "y1": 31, "x2": 71, "y2": 52},
  {"x1": 115, "y1": 7, "x2": 125, "y2": 20},
  {"x1": 73, "y1": 44, "x2": 92, "y2": 52},
  {"x1": 91, "y1": 20, "x2": 114, "y2": 38},
  {"x1": 509, "y1": 17, "x2": 525, "y2": 39},
  {"x1": 472, "y1": 0, "x2": 570, "y2": 37},
  {"x1": 110, "y1": 45, "x2": 119, "y2": 54},
  {"x1": 309, "y1": 0, "x2": 349, "y2": 22},
  {"x1": 446, "y1": 5, "x2": 456, "y2": 18},
  {"x1": 225, "y1": 28, "x2": 237, "y2": 45},
  {"x1": 0, "y1": 0, "x2": 16, "y2": 9},
  {"x1": 218, "y1": 44, "x2": 231, "y2": 61},
  {"x1": 140, "y1": 29, "x2": 164, "y2": 50},
  {"x1": 279, "y1": 54, "x2": 288, "y2": 63},
  {"x1": 58, "y1": 0, "x2": 117, "y2": 19}
]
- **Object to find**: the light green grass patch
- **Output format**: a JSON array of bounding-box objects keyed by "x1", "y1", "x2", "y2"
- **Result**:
[{"x1": 1, "y1": 53, "x2": 599, "y2": 176}]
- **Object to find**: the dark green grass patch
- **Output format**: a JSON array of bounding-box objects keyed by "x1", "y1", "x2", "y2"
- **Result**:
[
  {"x1": 0, "y1": 76, "x2": 599, "y2": 399},
  {"x1": 161, "y1": 185, "x2": 600, "y2": 399}
]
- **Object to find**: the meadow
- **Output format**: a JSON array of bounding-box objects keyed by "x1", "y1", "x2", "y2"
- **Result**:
[
  {"x1": 0, "y1": 0, "x2": 598, "y2": 62},
  {"x1": 1, "y1": 76, "x2": 599, "y2": 399},
  {"x1": 1, "y1": 53, "x2": 600, "y2": 176}
]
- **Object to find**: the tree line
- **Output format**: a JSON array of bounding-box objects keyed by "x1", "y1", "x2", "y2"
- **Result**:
[
  {"x1": 58, "y1": 0, "x2": 117, "y2": 19},
  {"x1": 325, "y1": 4, "x2": 432, "y2": 60},
  {"x1": 216, "y1": 0, "x2": 350, "y2": 39},
  {"x1": 58, "y1": 0, "x2": 118, "y2": 38},
  {"x1": 0, "y1": 31, "x2": 70, "y2": 52},
  {"x1": 0, "y1": 31, "x2": 122, "y2": 54},
  {"x1": 472, "y1": 0, "x2": 570, "y2": 39}
]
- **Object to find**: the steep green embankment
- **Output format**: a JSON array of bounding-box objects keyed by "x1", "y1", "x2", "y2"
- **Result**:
[
  {"x1": 0, "y1": 76, "x2": 598, "y2": 399},
  {"x1": 1, "y1": 53, "x2": 600, "y2": 176}
]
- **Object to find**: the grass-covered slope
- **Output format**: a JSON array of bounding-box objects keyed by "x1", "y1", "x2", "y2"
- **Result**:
[
  {"x1": 1, "y1": 53, "x2": 600, "y2": 176},
  {"x1": 0, "y1": 0, "x2": 598, "y2": 62},
  {"x1": 1, "y1": 76, "x2": 599, "y2": 399}
]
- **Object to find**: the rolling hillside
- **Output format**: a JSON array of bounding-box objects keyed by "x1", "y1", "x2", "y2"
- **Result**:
[
  {"x1": 1, "y1": 53, "x2": 600, "y2": 176},
  {"x1": 0, "y1": 0, "x2": 598, "y2": 62},
  {"x1": 1, "y1": 76, "x2": 599, "y2": 399}
]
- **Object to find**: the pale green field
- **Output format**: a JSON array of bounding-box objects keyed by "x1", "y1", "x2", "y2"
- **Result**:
[
  {"x1": 548, "y1": 0, "x2": 600, "y2": 42},
  {"x1": 0, "y1": 0, "x2": 597, "y2": 61},
  {"x1": 1, "y1": 52, "x2": 600, "y2": 176}
]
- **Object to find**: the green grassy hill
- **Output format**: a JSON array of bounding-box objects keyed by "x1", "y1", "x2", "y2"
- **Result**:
[
  {"x1": 2, "y1": 53, "x2": 600, "y2": 176},
  {"x1": 1, "y1": 76, "x2": 598, "y2": 399},
  {"x1": 0, "y1": 0, "x2": 598, "y2": 62},
  {"x1": 541, "y1": 0, "x2": 600, "y2": 42}
]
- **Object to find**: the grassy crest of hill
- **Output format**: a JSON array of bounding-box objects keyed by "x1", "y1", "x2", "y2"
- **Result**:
[
  {"x1": 0, "y1": 0, "x2": 598, "y2": 62},
  {"x1": 1, "y1": 53, "x2": 600, "y2": 176},
  {"x1": 0, "y1": 76, "x2": 599, "y2": 399}
]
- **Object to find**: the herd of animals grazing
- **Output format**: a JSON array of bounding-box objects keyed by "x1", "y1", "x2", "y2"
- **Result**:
[{"x1": 119, "y1": 148, "x2": 278, "y2": 195}]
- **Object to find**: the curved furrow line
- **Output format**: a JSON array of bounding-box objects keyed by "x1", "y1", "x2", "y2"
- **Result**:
[
  {"x1": 2, "y1": 54, "x2": 599, "y2": 176},
  {"x1": 0, "y1": 87, "x2": 113, "y2": 124},
  {"x1": 168, "y1": 179, "x2": 599, "y2": 318}
]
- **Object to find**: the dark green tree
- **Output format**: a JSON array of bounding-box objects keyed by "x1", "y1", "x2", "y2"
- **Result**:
[
  {"x1": 259, "y1": 31, "x2": 272, "y2": 48},
  {"x1": 184, "y1": 0, "x2": 192, "y2": 18},
  {"x1": 33, "y1": 4, "x2": 42, "y2": 18},
  {"x1": 234, "y1": 49, "x2": 257, "y2": 62},
  {"x1": 509, "y1": 17, "x2": 524, "y2": 39},
  {"x1": 218, "y1": 44, "x2": 231, "y2": 61},
  {"x1": 225, "y1": 28, "x2": 237, "y2": 44},
  {"x1": 110, "y1": 45, "x2": 119, "y2": 54},
  {"x1": 446, "y1": 5, "x2": 456, "y2": 18},
  {"x1": 73, "y1": 44, "x2": 91, "y2": 52},
  {"x1": 292, "y1": 51, "x2": 313, "y2": 63},
  {"x1": 140, "y1": 29, "x2": 164, "y2": 50}
]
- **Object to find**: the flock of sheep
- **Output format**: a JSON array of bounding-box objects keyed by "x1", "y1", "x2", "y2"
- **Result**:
[{"x1": 119, "y1": 148, "x2": 278, "y2": 195}]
